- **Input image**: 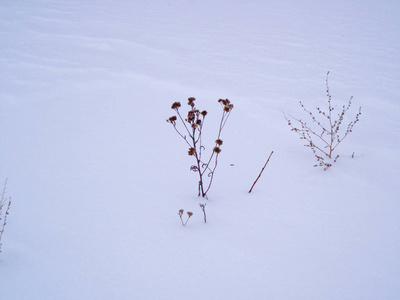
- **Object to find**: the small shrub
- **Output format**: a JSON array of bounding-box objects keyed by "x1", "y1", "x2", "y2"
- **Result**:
[
  {"x1": 167, "y1": 97, "x2": 233, "y2": 197},
  {"x1": 0, "y1": 179, "x2": 11, "y2": 253},
  {"x1": 283, "y1": 72, "x2": 362, "y2": 170}
]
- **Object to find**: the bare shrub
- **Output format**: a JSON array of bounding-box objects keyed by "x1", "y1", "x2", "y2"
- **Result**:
[
  {"x1": 167, "y1": 97, "x2": 233, "y2": 197},
  {"x1": 283, "y1": 72, "x2": 362, "y2": 170}
]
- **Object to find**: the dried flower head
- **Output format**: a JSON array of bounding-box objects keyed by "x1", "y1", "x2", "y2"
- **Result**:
[
  {"x1": 188, "y1": 97, "x2": 196, "y2": 106},
  {"x1": 213, "y1": 147, "x2": 222, "y2": 154},
  {"x1": 187, "y1": 212, "x2": 193, "y2": 217},
  {"x1": 201, "y1": 110, "x2": 207, "y2": 116},
  {"x1": 223, "y1": 104, "x2": 234, "y2": 112},
  {"x1": 215, "y1": 139, "x2": 223, "y2": 146},
  {"x1": 188, "y1": 148, "x2": 196, "y2": 156},
  {"x1": 186, "y1": 111, "x2": 195, "y2": 123},
  {"x1": 167, "y1": 116, "x2": 177, "y2": 123},
  {"x1": 218, "y1": 98, "x2": 230, "y2": 105},
  {"x1": 171, "y1": 102, "x2": 181, "y2": 109}
]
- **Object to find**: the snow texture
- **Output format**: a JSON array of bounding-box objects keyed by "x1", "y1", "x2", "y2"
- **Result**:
[{"x1": 1, "y1": 0, "x2": 400, "y2": 299}]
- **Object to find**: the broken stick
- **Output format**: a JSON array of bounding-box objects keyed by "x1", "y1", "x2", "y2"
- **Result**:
[{"x1": 248, "y1": 151, "x2": 274, "y2": 193}]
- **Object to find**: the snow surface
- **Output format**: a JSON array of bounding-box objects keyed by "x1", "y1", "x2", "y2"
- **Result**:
[{"x1": 1, "y1": 0, "x2": 400, "y2": 299}]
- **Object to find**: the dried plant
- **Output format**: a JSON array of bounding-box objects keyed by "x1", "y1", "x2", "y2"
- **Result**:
[
  {"x1": 0, "y1": 179, "x2": 12, "y2": 253},
  {"x1": 178, "y1": 209, "x2": 193, "y2": 226},
  {"x1": 167, "y1": 97, "x2": 233, "y2": 198},
  {"x1": 283, "y1": 72, "x2": 362, "y2": 170},
  {"x1": 199, "y1": 203, "x2": 207, "y2": 223}
]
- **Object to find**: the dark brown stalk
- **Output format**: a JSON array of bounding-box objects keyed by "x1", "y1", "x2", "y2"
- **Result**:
[{"x1": 249, "y1": 151, "x2": 274, "y2": 193}]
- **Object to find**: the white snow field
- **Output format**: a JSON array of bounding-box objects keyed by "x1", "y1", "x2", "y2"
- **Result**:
[{"x1": 1, "y1": 0, "x2": 400, "y2": 299}]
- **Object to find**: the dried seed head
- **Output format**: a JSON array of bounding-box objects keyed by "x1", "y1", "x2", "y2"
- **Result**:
[
  {"x1": 171, "y1": 102, "x2": 181, "y2": 109},
  {"x1": 187, "y1": 111, "x2": 195, "y2": 123},
  {"x1": 167, "y1": 116, "x2": 177, "y2": 123},
  {"x1": 188, "y1": 148, "x2": 196, "y2": 156},
  {"x1": 215, "y1": 139, "x2": 223, "y2": 146},
  {"x1": 196, "y1": 119, "x2": 202, "y2": 125},
  {"x1": 219, "y1": 99, "x2": 234, "y2": 112},
  {"x1": 213, "y1": 147, "x2": 222, "y2": 154},
  {"x1": 188, "y1": 97, "x2": 196, "y2": 106},
  {"x1": 187, "y1": 212, "x2": 193, "y2": 217},
  {"x1": 218, "y1": 98, "x2": 230, "y2": 105},
  {"x1": 201, "y1": 110, "x2": 207, "y2": 116},
  {"x1": 223, "y1": 104, "x2": 234, "y2": 112}
]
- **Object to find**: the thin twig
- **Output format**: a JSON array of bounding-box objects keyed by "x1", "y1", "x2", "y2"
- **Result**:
[
  {"x1": 199, "y1": 203, "x2": 207, "y2": 223},
  {"x1": 0, "y1": 179, "x2": 11, "y2": 253},
  {"x1": 249, "y1": 151, "x2": 274, "y2": 193}
]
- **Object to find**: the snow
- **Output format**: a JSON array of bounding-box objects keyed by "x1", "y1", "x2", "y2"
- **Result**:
[{"x1": 1, "y1": 0, "x2": 400, "y2": 299}]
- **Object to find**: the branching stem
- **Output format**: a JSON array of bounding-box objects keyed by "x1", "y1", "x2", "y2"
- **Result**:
[{"x1": 167, "y1": 98, "x2": 233, "y2": 197}]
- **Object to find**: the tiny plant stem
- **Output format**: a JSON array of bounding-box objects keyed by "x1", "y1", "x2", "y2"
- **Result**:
[
  {"x1": 285, "y1": 113, "x2": 331, "y2": 149},
  {"x1": 327, "y1": 72, "x2": 334, "y2": 158},
  {"x1": 203, "y1": 154, "x2": 219, "y2": 196},
  {"x1": 249, "y1": 151, "x2": 274, "y2": 193},
  {"x1": 183, "y1": 213, "x2": 193, "y2": 226},
  {"x1": 175, "y1": 109, "x2": 192, "y2": 138},
  {"x1": 190, "y1": 127, "x2": 206, "y2": 197},
  {"x1": 197, "y1": 158, "x2": 205, "y2": 197},
  {"x1": 178, "y1": 212, "x2": 185, "y2": 226},
  {"x1": 0, "y1": 199, "x2": 10, "y2": 244},
  {"x1": 184, "y1": 218, "x2": 190, "y2": 226},
  {"x1": 199, "y1": 203, "x2": 207, "y2": 223},
  {"x1": 0, "y1": 179, "x2": 11, "y2": 253},
  {"x1": 172, "y1": 124, "x2": 192, "y2": 147}
]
